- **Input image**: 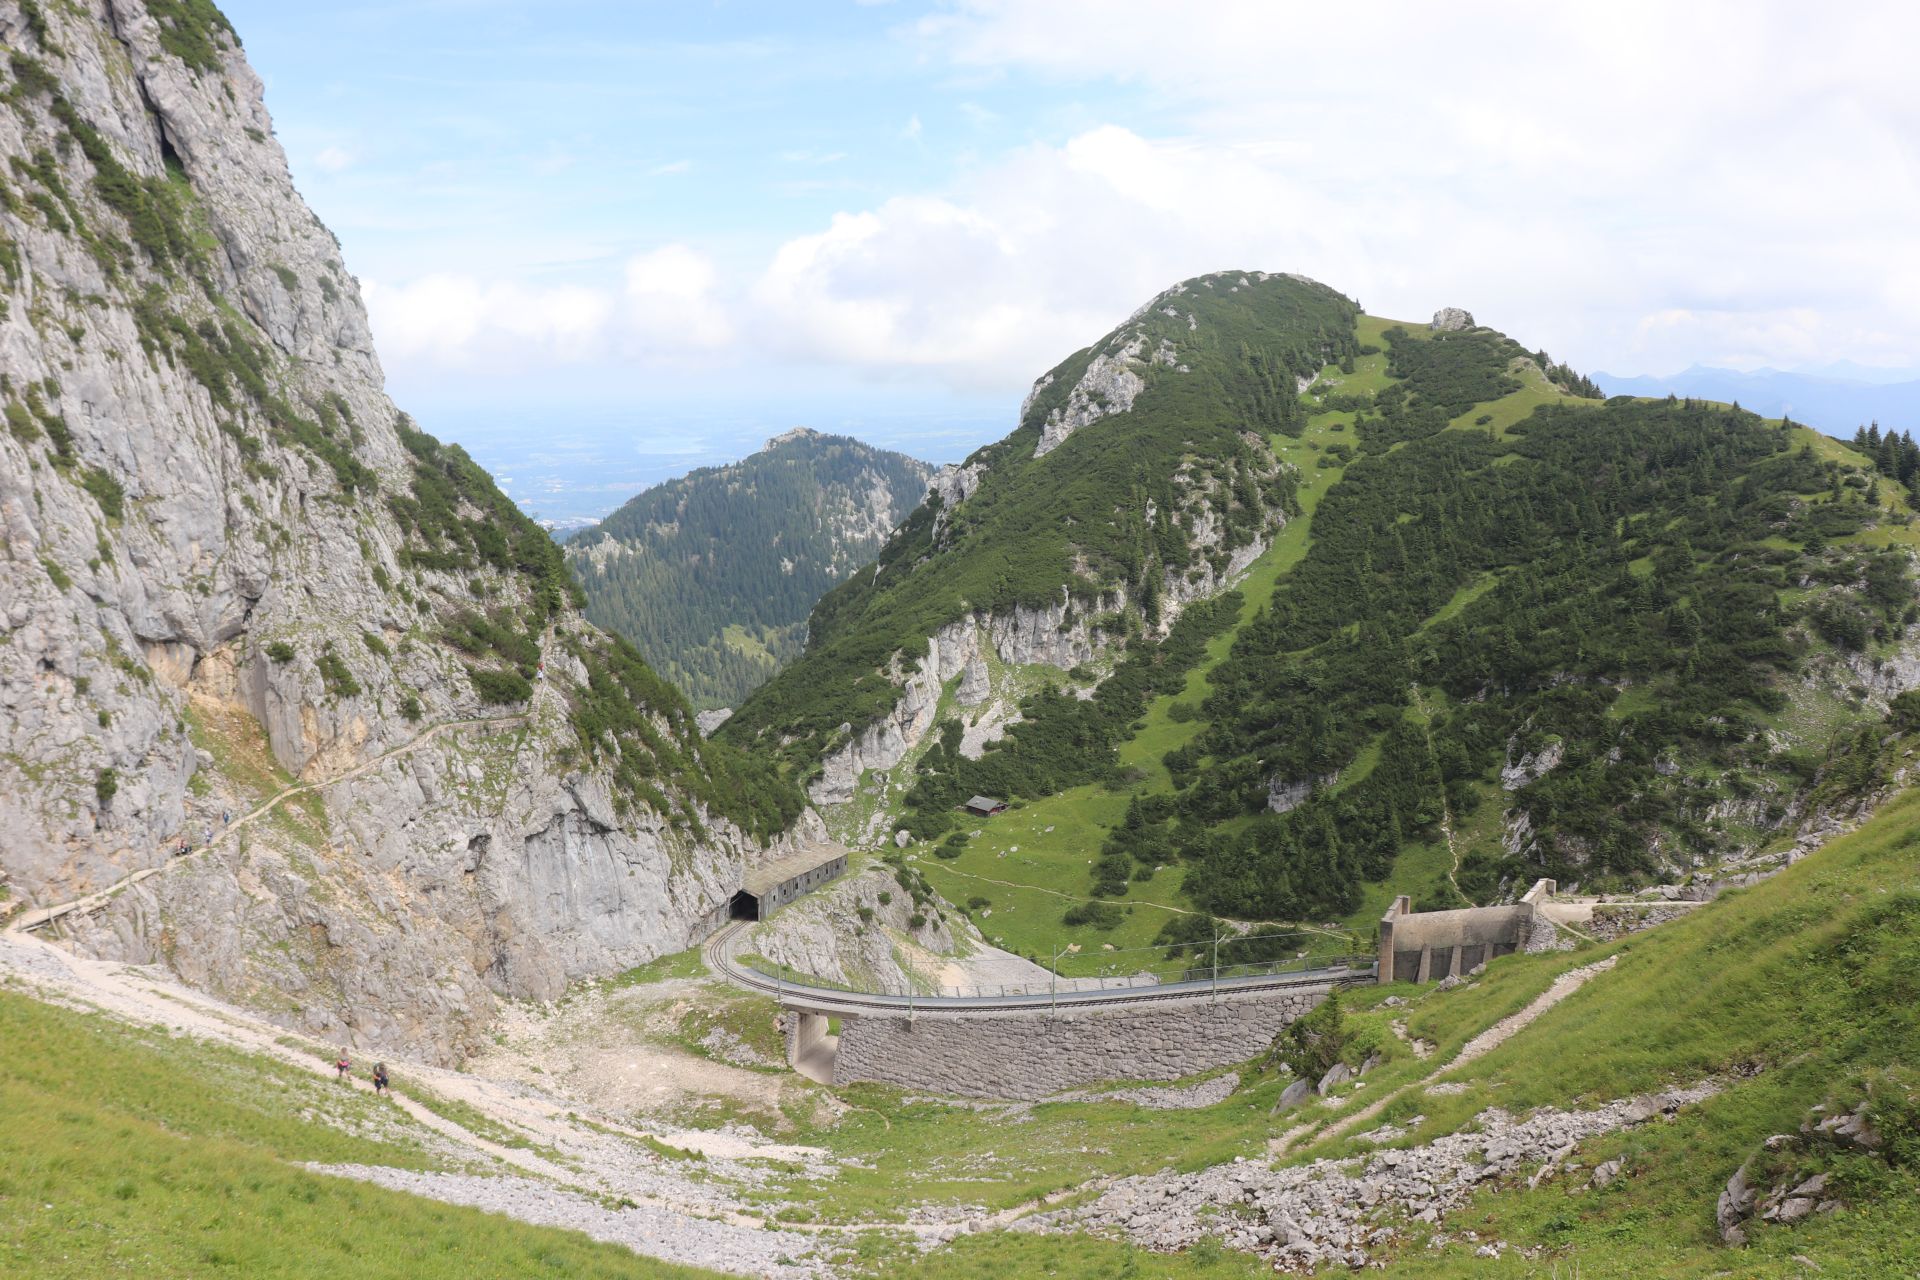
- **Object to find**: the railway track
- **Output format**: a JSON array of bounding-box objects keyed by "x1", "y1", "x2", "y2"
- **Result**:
[{"x1": 702, "y1": 920, "x2": 1374, "y2": 1016}]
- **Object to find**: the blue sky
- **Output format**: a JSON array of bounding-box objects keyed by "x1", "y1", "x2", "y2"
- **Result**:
[{"x1": 220, "y1": 1, "x2": 1920, "y2": 521}]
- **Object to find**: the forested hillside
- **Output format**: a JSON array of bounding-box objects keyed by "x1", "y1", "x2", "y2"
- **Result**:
[
  {"x1": 567, "y1": 430, "x2": 932, "y2": 710},
  {"x1": 724, "y1": 279, "x2": 1920, "y2": 967},
  {"x1": 722, "y1": 273, "x2": 1360, "y2": 774}
]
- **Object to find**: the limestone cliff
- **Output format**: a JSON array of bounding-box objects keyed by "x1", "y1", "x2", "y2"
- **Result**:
[{"x1": 0, "y1": 0, "x2": 802, "y2": 1063}]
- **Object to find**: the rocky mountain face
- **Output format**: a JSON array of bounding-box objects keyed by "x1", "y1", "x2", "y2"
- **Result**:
[
  {"x1": 721, "y1": 272, "x2": 1358, "y2": 821},
  {"x1": 567, "y1": 428, "x2": 932, "y2": 712},
  {"x1": 0, "y1": 0, "x2": 803, "y2": 1063}
]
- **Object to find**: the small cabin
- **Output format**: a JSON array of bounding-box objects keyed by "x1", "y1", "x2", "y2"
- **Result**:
[{"x1": 962, "y1": 795, "x2": 1008, "y2": 817}]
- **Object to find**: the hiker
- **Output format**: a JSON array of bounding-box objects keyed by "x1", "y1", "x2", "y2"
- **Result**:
[
  {"x1": 222, "y1": 809, "x2": 230, "y2": 826},
  {"x1": 335, "y1": 1053, "x2": 351, "y2": 1082},
  {"x1": 372, "y1": 1062, "x2": 390, "y2": 1096}
]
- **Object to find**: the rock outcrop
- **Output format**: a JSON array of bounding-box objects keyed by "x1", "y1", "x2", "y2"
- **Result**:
[
  {"x1": 1034, "y1": 334, "x2": 1150, "y2": 458},
  {"x1": 0, "y1": 1, "x2": 801, "y2": 1062},
  {"x1": 1041, "y1": 1082, "x2": 1722, "y2": 1269},
  {"x1": 1430, "y1": 307, "x2": 1476, "y2": 332},
  {"x1": 747, "y1": 865, "x2": 957, "y2": 994}
]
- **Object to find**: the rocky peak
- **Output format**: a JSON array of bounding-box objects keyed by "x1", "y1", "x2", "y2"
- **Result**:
[
  {"x1": 1431, "y1": 306, "x2": 1476, "y2": 332},
  {"x1": 765, "y1": 426, "x2": 822, "y2": 450}
]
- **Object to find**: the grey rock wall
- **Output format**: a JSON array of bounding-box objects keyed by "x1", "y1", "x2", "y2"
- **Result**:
[
  {"x1": 0, "y1": 1, "x2": 801, "y2": 1062},
  {"x1": 830, "y1": 986, "x2": 1329, "y2": 1100}
]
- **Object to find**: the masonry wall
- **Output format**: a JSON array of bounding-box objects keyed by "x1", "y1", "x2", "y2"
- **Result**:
[
  {"x1": 1377, "y1": 881, "x2": 1557, "y2": 983},
  {"x1": 830, "y1": 987, "x2": 1331, "y2": 1100}
]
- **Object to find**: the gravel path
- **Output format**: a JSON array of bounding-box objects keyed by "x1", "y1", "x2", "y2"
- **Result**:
[{"x1": 313, "y1": 1166, "x2": 834, "y2": 1278}]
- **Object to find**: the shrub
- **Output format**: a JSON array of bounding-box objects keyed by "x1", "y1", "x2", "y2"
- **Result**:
[
  {"x1": 80, "y1": 468, "x2": 124, "y2": 519},
  {"x1": 1061, "y1": 900, "x2": 1123, "y2": 930},
  {"x1": 264, "y1": 640, "x2": 295, "y2": 664},
  {"x1": 469, "y1": 668, "x2": 531, "y2": 705},
  {"x1": 907, "y1": 912, "x2": 927, "y2": 930},
  {"x1": 399, "y1": 693, "x2": 423, "y2": 723},
  {"x1": 94, "y1": 768, "x2": 117, "y2": 808},
  {"x1": 315, "y1": 645, "x2": 360, "y2": 698},
  {"x1": 361, "y1": 631, "x2": 391, "y2": 658}
]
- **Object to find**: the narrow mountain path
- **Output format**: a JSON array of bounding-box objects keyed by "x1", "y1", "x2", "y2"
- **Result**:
[
  {"x1": 921, "y1": 862, "x2": 1351, "y2": 940},
  {"x1": 1270, "y1": 956, "x2": 1617, "y2": 1157},
  {"x1": 1408, "y1": 683, "x2": 1465, "y2": 901},
  {"x1": 5, "y1": 711, "x2": 529, "y2": 934}
]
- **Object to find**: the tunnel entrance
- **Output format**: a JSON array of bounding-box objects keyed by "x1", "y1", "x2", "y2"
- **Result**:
[{"x1": 728, "y1": 889, "x2": 760, "y2": 922}]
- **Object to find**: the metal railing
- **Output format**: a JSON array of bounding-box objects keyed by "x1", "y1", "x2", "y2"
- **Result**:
[{"x1": 732, "y1": 930, "x2": 1372, "y2": 1003}]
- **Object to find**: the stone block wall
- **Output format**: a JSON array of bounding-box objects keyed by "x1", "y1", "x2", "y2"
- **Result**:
[
  {"x1": 830, "y1": 987, "x2": 1330, "y2": 1100},
  {"x1": 1377, "y1": 880, "x2": 1557, "y2": 983}
]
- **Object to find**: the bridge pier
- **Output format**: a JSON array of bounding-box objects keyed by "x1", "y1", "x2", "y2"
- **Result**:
[{"x1": 783, "y1": 1009, "x2": 838, "y2": 1085}]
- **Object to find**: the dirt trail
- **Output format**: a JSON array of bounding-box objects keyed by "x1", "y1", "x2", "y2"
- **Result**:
[
  {"x1": 5, "y1": 712, "x2": 527, "y2": 934},
  {"x1": 1408, "y1": 683, "x2": 1464, "y2": 900},
  {"x1": 1271, "y1": 956, "x2": 1618, "y2": 1157},
  {"x1": 923, "y1": 862, "x2": 1350, "y2": 940},
  {"x1": 0, "y1": 926, "x2": 935, "y2": 1274}
]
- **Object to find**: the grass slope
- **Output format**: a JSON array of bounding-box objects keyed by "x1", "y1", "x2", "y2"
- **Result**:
[{"x1": 0, "y1": 990, "x2": 714, "y2": 1279}]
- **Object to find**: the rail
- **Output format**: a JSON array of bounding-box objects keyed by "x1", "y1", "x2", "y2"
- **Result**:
[{"x1": 702, "y1": 921, "x2": 1374, "y2": 1015}]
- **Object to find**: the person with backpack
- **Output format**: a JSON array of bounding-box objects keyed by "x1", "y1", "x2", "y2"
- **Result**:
[
  {"x1": 372, "y1": 1062, "x2": 390, "y2": 1096},
  {"x1": 335, "y1": 1053, "x2": 351, "y2": 1082}
]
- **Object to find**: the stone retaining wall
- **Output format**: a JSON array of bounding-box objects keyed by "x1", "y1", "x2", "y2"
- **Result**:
[{"x1": 830, "y1": 987, "x2": 1330, "y2": 1099}]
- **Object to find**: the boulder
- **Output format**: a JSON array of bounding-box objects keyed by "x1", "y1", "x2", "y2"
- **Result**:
[
  {"x1": 1717, "y1": 1162, "x2": 1756, "y2": 1244},
  {"x1": 1271, "y1": 1077, "x2": 1313, "y2": 1113},
  {"x1": 1430, "y1": 307, "x2": 1475, "y2": 332}
]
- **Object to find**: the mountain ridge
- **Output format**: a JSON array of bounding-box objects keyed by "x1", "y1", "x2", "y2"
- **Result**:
[{"x1": 567, "y1": 427, "x2": 933, "y2": 710}]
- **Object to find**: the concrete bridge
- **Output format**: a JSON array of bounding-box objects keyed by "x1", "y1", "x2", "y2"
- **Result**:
[{"x1": 702, "y1": 922, "x2": 1374, "y2": 1099}]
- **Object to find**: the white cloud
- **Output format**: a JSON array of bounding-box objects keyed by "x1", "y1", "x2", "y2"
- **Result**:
[
  {"x1": 313, "y1": 145, "x2": 353, "y2": 173},
  {"x1": 623, "y1": 244, "x2": 733, "y2": 352},
  {"x1": 364, "y1": 244, "x2": 731, "y2": 370},
  {"x1": 876, "y1": 0, "x2": 1920, "y2": 377},
  {"x1": 362, "y1": 2, "x2": 1920, "y2": 393},
  {"x1": 648, "y1": 159, "x2": 693, "y2": 176}
]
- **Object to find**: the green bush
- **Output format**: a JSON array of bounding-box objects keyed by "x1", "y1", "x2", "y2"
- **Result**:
[
  {"x1": 1061, "y1": 900, "x2": 1123, "y2": 930},
  {"x1": 80, "y1": 467, "x2": 124, "y2": 518},
  {"x1": 315, "y1": 646, "x2": 360, "y2": 698},
  {"x1": 468, "y1": 668, "x2": 531, "y2": 705},
  {"x1": 264, "y1": 641, "x2": 295, "y2": 664}
]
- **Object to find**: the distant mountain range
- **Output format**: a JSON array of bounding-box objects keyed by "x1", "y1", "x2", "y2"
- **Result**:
[
  {"x1": 1594, "y1": 364, "x2": 1920, "y2": 435},
  {"x1": 566, "y1": 430, "x2": 934, "y2": 710}
]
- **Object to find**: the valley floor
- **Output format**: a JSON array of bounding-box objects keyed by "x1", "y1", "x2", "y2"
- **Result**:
[{"x1": 5, "y1": 780, "x2": 1920, "y2": 1278}]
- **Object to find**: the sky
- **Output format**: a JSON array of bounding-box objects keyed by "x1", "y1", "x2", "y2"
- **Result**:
[{"x1": 220, "y1": 0, "x2": 1920, "y2": 522}]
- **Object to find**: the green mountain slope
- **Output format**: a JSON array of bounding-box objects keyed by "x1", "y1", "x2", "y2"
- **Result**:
[
  {"x1": 723, "y1": 276, "x2": 1920, "y2": 967},
  {"x1": 568, "y1": 429, "x2": 933, "y2": 711},
  {"x1": 721, "y1": 273, "x2": 1359, "y2": 770}
]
